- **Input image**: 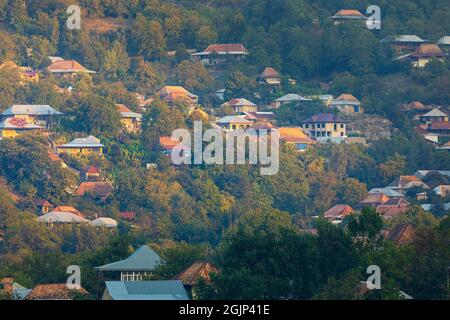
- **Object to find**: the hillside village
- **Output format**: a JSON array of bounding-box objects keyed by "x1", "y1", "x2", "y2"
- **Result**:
[{"x1": 0, "y1": 1, "x2": 450, "y2": 301}]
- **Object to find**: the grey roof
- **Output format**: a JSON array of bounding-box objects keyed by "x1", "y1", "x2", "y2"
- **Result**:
[
  {"x1": 421, "y1": 108, "x2": 447, "y2": 117},
  {"x1": 104, "y1": 281, "x2": 189, "y2": 300},
  {"x1": 369, "y1": 188, "x2": 404, "y2": 198},
  {"x1": 437, "y1": 36, "x2": 450, "y2": 45},
  {"x1": 274, "y1": 94, "x2": 312, "y2": 102},
  {"x1": 217, "y1": 116, "x2": 253, "y2": 124},
  {"x1": 381, "y1": 35, "x2": 425, "y2": 43},
  {"x1": 96, "y1": 245, "x2": 162, "y2": 272},
  {"x1": 37, "y1": 211, "x2": 90, "y2": 224},
  {"x1": 1, "y1": 105, "x2": 62, "y2": 116},
  {"x1": 59, "y1": 135, "x2": 104, "y2": 148},
  {"x1": 300, "y1": 113, "x2": 346, "y2": 123},
  {"x1": 121, "y1": 111, "x2": 142, "y2": 119}
]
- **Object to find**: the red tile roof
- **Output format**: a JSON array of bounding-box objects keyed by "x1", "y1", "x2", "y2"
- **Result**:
[
  {"x1": 335, "y1": 94, "x2": 359, "y2": 102},
  {"x1": 85, "y1": 166, "x2": 100, "y2": 175},
  {"x1": 385, "y1": 223, "x2": 415, "y2": 245},
  {"x1": 173, "y1": 261, "x2": 219, "y2": 286},
  {"x1": 74, "y1": 182, "x2": 114, "y2": 197},
  {"x1": 25, "y1": 284, "x2": 89, "y2": 300},
  {"x1": 324, "y1": 204, "x2": 354, "y2": 219},
  {"x1": 53, "y1": 206, "x2": 85, "y2": 218},
  {"x1": 116, "y1": 104, "x2": 131, "y2": 113},
  {"x1": 260, "y1": 67, "x2": 281, "y2": 79},
  {"x1": 120, "y1": 211, "x2": 136, "y2": 221},
  {"x1": 412, "y1": 44, "x2": 446, "y2": 58},
  {"x1": 333, "y1": 9, "x2": 366, "y2": 18},
  {"x1": 47, "y1": 60, "x2": 95, "y2": 73},
  {"x1": 203, "y1": 44, "x2": 248, "y2": 54}
]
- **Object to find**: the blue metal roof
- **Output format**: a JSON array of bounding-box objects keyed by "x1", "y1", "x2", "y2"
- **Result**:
[
  {"x1": 96, "y1": 245, "x2": 163, "y2": 272},
  {"x1": 104, "y1": 281, "x2": 189, "y2": 300}
]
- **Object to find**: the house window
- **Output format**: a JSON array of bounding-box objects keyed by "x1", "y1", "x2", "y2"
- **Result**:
[
  {"x1": 327, "y1": 131, "x2": 331, "y2": 136},
  {"x1": 340, "y1": 124, "x2": 344, "y2": 129},
  {"x1": 341, "y1": 132, "x2": 344, "y2": 137},
  {"x1": 334, "y1": 124, "x2": 337, "y2": 131}
]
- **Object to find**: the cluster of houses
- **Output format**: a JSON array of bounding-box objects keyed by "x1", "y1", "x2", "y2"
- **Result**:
[
  {"x1": 0, "y1": 245, "x2": 217, "y2": 300},
  {"x1": 381, "y1": 34, "x2": 449, "y2": 68},
  {"x1": 322, "y1": 169, "x2": 450, "y2": 232}
]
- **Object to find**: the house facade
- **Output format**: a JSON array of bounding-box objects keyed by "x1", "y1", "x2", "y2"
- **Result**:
[
  {"x1": 300, "y1": 113, "x2": 347, "y2": 139},
  {"x1": 221, "y1": 98, "x2": 257, "y2": 113},
  {"x1": 190, "y1": 44, "x2": 248, "y2": 65},
  {"x1": 1, "y1": 104, "x2": 62, "y2": 129},
  {"x1": 330, "y1": 94, "x2": 363, "y2": 113},
  {"x1": 117, "y1": 104, "x2": 142, "y2": 133},
  {"x1": 57, "y1": 135, "x2": 104, "y2": 157},
  {"x1": 96, "y1": 245, "x2": 163, "y2": 282},
  {"x1": 271, "y1": 94, "x2": 312, "y2": 109},
  {"x1": 216, "y1": 116, "x2": 253, "y2": 130}
]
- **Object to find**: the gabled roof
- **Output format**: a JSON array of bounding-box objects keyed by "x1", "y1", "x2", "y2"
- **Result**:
[
  {"x1": 324, "y1": 204, "x2": 354, "y2": 219},
  {"x1": 96, "y1": 245, "x2": 162, "y2": 272},
  {"x1": 360, "y1": 193, "x2": 389, "y2": 206},
  {"x1": 85, "y1": 165, "x2": 100, "y2": 175},
  {"x1": 53, "y1": 206, "x2": 85, "y2": 218},
  {"x1": 173, "y1": 261, "x2": 219, "y2": 286},
  {"x1": 25, "y1": 284, "x2": 89, "y2": 300},
  {"x1": 381, "y1": 35, "x2": 425, "y2": 43},
  {"x1": 74, "y1": 182, "x2": 114, "y2": 197},
  {"x1": 193, "y1": 44, "x2": 248, "y2": 55},
  {"x1": 300, "y1": 113, "x2": 346, "y2": 123},
  {"x1": 221, "y1": 98, "x2": 256, "y2": 107},
  {"x1": 331, "y1": 9, "x2": 367, "y2": 19},
  {"x1": 421, "y1": 108, "x2": 447, "y2": 117},
  {"x1": 377, "y1": 206, "x2": 409, "y2": 218},
  {"x1": 385, "y1": 223, "x2": 415, "y2": 245},
  {"x1": 90, "y1": 217, "x2": 118, "y2": 228},
  {"x1": 274, "y1": 94, "x2": 312, "y2": 102},
  {"x1": 59, "y1": 136, "x2": 104, "y2": 148},
  {"x1": 412, "y1": 44, "x2": 446, "y2": 58},
  {"x1": 116, "y1": 104, "x2": 142, "y2": 119},
  {"x1": 0, "y1": 118, "x2": 44, "y2": 130},
  {"x1": 104, "y1": 281, "x2": 188, "y2": 300},
  {"x1": 369, "y1": 188, "x2": 403, "y2": 198},
  {"x1": 260, "y1": 67, "x2": 281, "y2": 79},
  {"x1": 217, "y1": 115, "x2": 253, "y2": 125},
  {"x1": 37, "y1": 211, "x2": 89, "y2": 224},
  {"x1": 1, "y1": 105, "x2": 62, "y2": 116},
  {"x1": 47, "y1": 59, "x2": 96, "y2": 74},
  {"x1": 159, "y1": 136, "x2": 188, "y2": 151},
  {"x1": 387, "y1": 176, "x2": 430, "y2": 189},
  {"x1": 437, "y1": 36, "x2": 450, "y2": 45}
]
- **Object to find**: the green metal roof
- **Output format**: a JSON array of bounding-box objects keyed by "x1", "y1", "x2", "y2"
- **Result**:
[
  {"x1": 104, "y1": 281, "x2": 189, "y2": 300},
  {"x1": 96, "y1": 245, "x2": 163, "y2": 272}
]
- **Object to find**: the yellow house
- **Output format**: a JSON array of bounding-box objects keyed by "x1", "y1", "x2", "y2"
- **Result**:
[
  {"x1": 157, "y1": 86, "x2": 199, "y2": 106},
  {"x1": 188, "y1": 107, "x2": 209, "y2": 121},
  {"x1": 116, "y1": 104, "x2": 142, "y2": 133},
  {"x1": 1, "y1": 105, "x2": 62, "y2": 129},
  {"x1": 300, "y1": 113, "x2": 347, "y2": 139},
  {"x1": 57, "y1": 135, "x2": 104, "y2": 157},
  {"x1": 221, "y1": 98, "x2": 257, "y2": 113},
  {"x1": 409, "y1": 44, "x2": 447, "y2": 68},
  {"x1": 0, "y1": 117, "x2": 45, "y2": 139},
  {"x1": 278, "y1": 127, "x2": 316, "y2": 152},
  {"x1": 216, "y1": 115, "x2": 253, "y2": 130}
]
